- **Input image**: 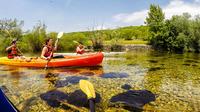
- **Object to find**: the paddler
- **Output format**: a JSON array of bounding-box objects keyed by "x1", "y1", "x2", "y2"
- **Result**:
[
  {"x1": 41, "y1": 38, "x2": 64, "y2": 60},
  {"x1": 6, "y1": 39, "x2": 31, "y2": 61}
]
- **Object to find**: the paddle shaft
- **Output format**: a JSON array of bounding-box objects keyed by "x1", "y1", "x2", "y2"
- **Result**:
[
  {"x1": 17, "y1": 47, "x2": 23, "y2": 56},
  {"x1": 45, "y1": 38, "x2": 59, "y2": 69},
  {"x1": 89, "y1": 99, "x2": 95, "y2": 112}
]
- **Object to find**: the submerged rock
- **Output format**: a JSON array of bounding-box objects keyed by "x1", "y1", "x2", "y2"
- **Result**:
[
  {"x1": 67, "y1": 90, "x2": 101, "y2": 107},
  {"x1": 101, "y1": 72, "x2": 129, "y2": 78},
  {"x1": 182, "y1": 63, "x2": 190, "y2": 66},
  {"x1": 44, "y1": 73, "x2": 59, "y2": 85},
  {"x1": 110, "y1": 90, "x2": 156, "y2": 110},
  {"x1": 148, "y1": 67, "x2": 164, "y2": 71},
  {"x1": 40, "y1": 90, "x2": 101, "y2": 109},
  {"x1": 184, "y1": 59, "x2": 199, "y2": 63},
  {"x1": 121, "y1": 84, "x2": 132, "y2": 90},
  {"x1": 147, "y1": 60, "x2": 158, "y2": 63},
  {"x1": 10, "y1": 71, "x2": 25, "y2": 75},
  {"x1": 127, "y1": 63, "x2": 139, "y2": 66},
  {"x1": 192, "y1": 64, "x2": 198, "y2": 67},
  {"x1": 55, "y1": 76, "x2": 88, "y2": 88},
  {"x1": 40, "y1": 90, "x2": 68, "y2": 107}
]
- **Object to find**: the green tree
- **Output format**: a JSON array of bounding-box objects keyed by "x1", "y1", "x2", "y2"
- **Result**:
[
  {"x1": 59, "y1": 32, "x2": 89, "y2": 52},
  {"x1": 146, "y1": 4, "x2": 165, "y2": 33},
  {"x1": 22, "y1": 22, "x2": 47, "y2": 52},
  {"x1": 145, "y1": 4, "x2": 166, "y2": 50},
  {"x1": 146, "y1": 5, "x2": 193, "y2": 53},
  {"x1": 165, "y1": 13, "x2": 191, "y2": 52},
  {"x1": 190, "y1": 15, "x2": 200, "y2": 52},
  {"x1": 0, "y1": 19, "x2": 23, "y2": 53},
  {"x1": 120, "y1": 29, "x2": 134, "y2": 40},
  {"x1": 87, "y1": 28, "x2": 105, "y2": 51}
]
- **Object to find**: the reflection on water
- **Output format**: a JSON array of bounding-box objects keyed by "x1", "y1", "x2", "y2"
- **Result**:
[{"x1": 0, "y1": 51, "x2": 200, "y2": 111}]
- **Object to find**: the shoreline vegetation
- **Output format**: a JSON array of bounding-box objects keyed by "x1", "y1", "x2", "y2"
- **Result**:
[{"x1": 0, "y1": 4, "x2": 200, "y2": 55}]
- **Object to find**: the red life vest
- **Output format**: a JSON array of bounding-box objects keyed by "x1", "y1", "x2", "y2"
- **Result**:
[
  {"x1": 7, "y1": 47, "x2": 18, "y2": 59},
  {"x1": 44, "y1": 46, "x2": 53, "y2": 57},
  {"x1": 76, "y1": 46, "x2": 85, "y2": 54}
]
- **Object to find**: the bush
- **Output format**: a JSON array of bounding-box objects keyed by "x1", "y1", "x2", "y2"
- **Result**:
[
  {"x1": 0, "y1": 19, "x2": 23, "y2": 53},
  {"x1": 22, "y1": 23, "x2": 47, "y2": 53},
  {"x1": 146, "y1": 5, "x2": 197, "y2": 53},
  {"x1": 190, "y1": 16, "x2": 200, "y2": 53}
]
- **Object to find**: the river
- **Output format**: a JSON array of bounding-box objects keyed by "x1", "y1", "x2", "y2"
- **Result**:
[{"x1": 0, "y1": 51, "x2": 200, "y2": 112}]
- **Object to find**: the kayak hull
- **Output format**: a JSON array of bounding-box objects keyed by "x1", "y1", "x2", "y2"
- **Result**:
[
  {"x1": 0, "y1": 88, "x2": 18, "y2": 112},
  {"x1": 0, "y1": 52, "x2": 104, "y2": 68}
]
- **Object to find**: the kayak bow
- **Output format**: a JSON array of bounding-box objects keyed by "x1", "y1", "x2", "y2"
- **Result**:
[{"x1": 0, "y1": 88, "x2": 18, "y2": 112}]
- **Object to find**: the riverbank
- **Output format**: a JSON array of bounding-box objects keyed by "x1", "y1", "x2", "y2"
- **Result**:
[{"x1": 103, "y1": 44, "x2": 152, "y2": 52}]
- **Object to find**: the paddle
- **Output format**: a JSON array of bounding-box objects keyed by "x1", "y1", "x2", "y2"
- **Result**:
[
  {"x1": 73, "y1": 40, "x2": 79, "y2": 44},
  {"x1": 45, "y1": 32, "x2": 64, "y2": 69},
  {"x1": 79, "y1": 80, "x2": 96, "y2": 112}
]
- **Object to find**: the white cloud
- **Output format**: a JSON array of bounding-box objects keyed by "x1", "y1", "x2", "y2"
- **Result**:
[
  {"x1": 195, "y1": 0, "x2": 200, "y2": 3},
  {"x1": 164, "y1": 0, "x2": 200, "y2": 19},
  {"x1": 113, "y1": 0, "x2": 200, "y2": 25},
  {"x1": 113, "y1": 10, "x2": 148, "y2": 25}
]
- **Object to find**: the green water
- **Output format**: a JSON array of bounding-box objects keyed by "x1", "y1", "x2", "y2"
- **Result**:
[{"x1": 0, "y1": 51, "x2": 200, "y2": 112}]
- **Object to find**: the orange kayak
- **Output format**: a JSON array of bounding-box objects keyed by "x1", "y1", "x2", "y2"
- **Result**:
[{"x1": 0, "y1": 52, "x2": 103, "y2": 68}]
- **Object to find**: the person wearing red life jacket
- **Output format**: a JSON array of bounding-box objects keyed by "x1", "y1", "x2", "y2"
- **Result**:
[
  {"x1": 6, "y1": 40, "x2": 19, "y2": 59},
  {"x1": 41, "y1": 38, "x2": 55, "y2": 60},
  {"x1": 6, "y1": 39, "x2": 31, "y2": 61},
  {"x1": 76, "y1": 42, "x2": 85, "y2": 55},
  {"x1": 41, "y1": 38, "x2": 64, "y2": 60}
]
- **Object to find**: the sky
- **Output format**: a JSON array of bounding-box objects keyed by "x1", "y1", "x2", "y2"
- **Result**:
[{"x1": 0, "y1": 0, "x2": 200, "y2": 33}]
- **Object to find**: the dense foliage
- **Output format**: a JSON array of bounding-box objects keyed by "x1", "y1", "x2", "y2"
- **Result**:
[
  {"x1": 0, "y1": 19, "x2": 149, "y2": 54},
  {"x1": 146, "y1": 4, "x2": 200, "y2": 53},
  {"x1": 0, "y1": 19, "x2": 23, "y2": 53},
  {"x1": 1, "y1": 4, "x2": 200, "y2": 54}
]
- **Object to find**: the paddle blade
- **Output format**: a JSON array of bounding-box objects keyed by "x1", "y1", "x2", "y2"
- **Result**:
[
  {"x1": 57, "y1": 32, "x2": 64, "y2": 39},
  {"x1": 73, "y1": 40, "x2": 79, "y2": 44},
  {"x1": 79, "y1": 80, "x2": 96, "y2": 99}
]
